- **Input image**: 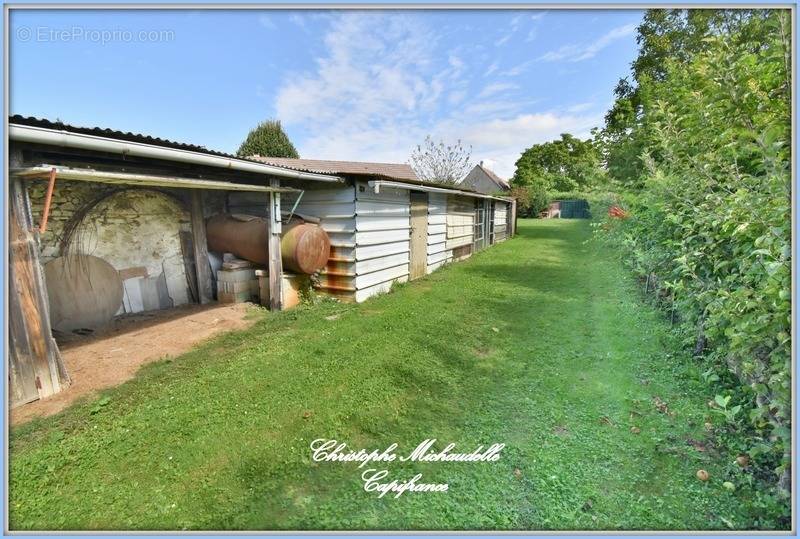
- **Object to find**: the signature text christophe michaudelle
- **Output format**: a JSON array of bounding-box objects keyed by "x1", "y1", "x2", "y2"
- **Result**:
[{"x1": 309, "y1": 438, "x2": 506, "y2": 498}]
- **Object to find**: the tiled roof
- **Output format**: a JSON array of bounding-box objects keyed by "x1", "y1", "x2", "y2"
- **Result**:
[
  {"x1": 478, "y1": 164, "x2": 510, "y2": 190},
  {"x1": 248, "y1": 156, "x2": 419, "y2": 182},
  {"x1": 9, "y1": 115, "x2": 244, "y2": 161}
]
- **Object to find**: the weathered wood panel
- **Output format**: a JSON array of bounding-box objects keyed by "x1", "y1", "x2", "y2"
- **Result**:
[
  {"x1": 446, "y1": 195, "x2": 475, "y2": 250},
  {"x1": 266, "y1": 178, "x2": 283, "y2": 310},
  {"x1": 494, "y1": 201, "x2": 509, "y2": 242},
  {"x1": 409, "y1": 191, "x2": 428, "y2": 280},
  {"x1": 9, "y1": 178, "x2": 69, "y2": 407},
  {"x1": 190, "y1": 191, "x2": 213, "y2": 304}
]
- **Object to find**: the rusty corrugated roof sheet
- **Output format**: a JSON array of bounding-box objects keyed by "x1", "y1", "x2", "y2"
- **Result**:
[{"x1": 248, "y1": 156, "x2": 419, "y2": 182}]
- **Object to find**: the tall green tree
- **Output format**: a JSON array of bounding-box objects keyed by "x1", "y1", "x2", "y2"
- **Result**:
[
  {"x1": 237, "y1": 119, "x2": 299, "y2": 158},
  {"x1": 598, "y1": 9, "x2": 777, "y2": 187},
  {"x1": 512, "y1": 133, "x2": 602, "y2": 192}
]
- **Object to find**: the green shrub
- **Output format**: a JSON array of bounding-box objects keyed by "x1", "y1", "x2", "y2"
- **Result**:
[
  {"x1": 596, "y1": 11, "x2": 791, "y2": 520},
  {"x1": 509, "y1": 185, "x2": 548, "y2": 217},
  {"x1": 237, "y1": 119, "x2": 299, "y2": 159}
]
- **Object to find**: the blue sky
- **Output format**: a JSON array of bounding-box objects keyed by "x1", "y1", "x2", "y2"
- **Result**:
[{"x1": 10, "y1": 9, "x2": 643, "y2": 178}]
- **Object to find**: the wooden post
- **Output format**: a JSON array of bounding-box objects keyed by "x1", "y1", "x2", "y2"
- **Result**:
[
  {"x1": 266, "y1": 178, "x2": 283, "y2": 311},
  {"x1": 510, "y1": 199, "x2": 517, "y2": 236},
  {"x1": 189, "y1": 190, "x2": 214, "y2": 304},
  {"x1": 9, "y1": 176, "x2": 70, "y2": 407}
]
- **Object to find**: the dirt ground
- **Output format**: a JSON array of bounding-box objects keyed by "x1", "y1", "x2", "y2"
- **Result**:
[{"x1": 11, "y1": 303, "x2": 258, "y2": 426}]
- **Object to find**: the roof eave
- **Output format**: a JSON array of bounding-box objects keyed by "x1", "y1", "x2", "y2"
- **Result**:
[{"x1": 9, "y1": 123, "x2": 344, "y2": 184}]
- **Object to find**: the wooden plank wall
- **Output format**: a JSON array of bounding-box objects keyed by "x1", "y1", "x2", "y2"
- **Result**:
[{"x1": 445, "y1": 195, "x2": 475, "y2": 250}]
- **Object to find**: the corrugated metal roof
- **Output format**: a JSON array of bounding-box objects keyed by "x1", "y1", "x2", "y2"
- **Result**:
[
  {"x1": 248, "y1": 157, "x2": 501, "y2": 198},
  {"x1": 248, "y1": 156, "x2": 419, "y2": 182},
  {"x1": 9, "y1": 115, "x2": 502, "y2": 196},
  {"x1": 9, "y1": 115, "x2": 245, "y2": 161}
]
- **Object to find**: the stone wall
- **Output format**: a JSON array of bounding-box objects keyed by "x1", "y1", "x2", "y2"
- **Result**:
[
  {"x1": 26, "y1": 180, "x2": 227, "y2": 316},
  {"x1": 28, "y1": 179, "x2": 113, "y2": 263}
]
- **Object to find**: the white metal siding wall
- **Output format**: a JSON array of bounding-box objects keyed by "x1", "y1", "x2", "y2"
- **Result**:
[
  {"x1": 352, "y1": 181, "x2": 410, "y2": 302},
  {"x1": 283, "y1": 187, "x2": 358, "y2": 300},
  {"x1": 286, "y1": 183, "x2": 411, "y2": 303},
  {"x1": 426, "y1": 193, "x2": 449, "y2": 273}
]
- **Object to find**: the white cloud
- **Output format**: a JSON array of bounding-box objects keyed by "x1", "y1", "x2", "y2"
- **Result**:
[
  {"x1": 455, "y1": 111, "x2": 603, "y2": 177},
  {"x1": 448, "y1": 90, "x2": 467, "y2": 105},
  {"x1": 258, "y1": 15, "x2": 276, "y2": 30},
  {"x1": 484, "y1": 61, "x2": 499, "y2": 77},
  {"x1": 448, "y1": 54, "x2": 466, "y2": 78},
  {"x1": 500, "y1": 60, "x2": 532, "y2": 77},
  {"x1": 273, "y1": 12, "x2": 604, "y2": 179},
  {"x1": 495, "y1": 34, "x2": 512, "y2": 47},
  {"x1": 525, "y1": 11, "x2": 546, "y2": 42},
  {"x1": 458, "y1": 112, "x2": 600, "y2": 149},
  {"x1": 538, "y1": 22, "x2": 637, "y2": 62},
  {"x1": 275, "y1": 13, "x2": 444, "y2": 162},
  {"x1": 566, "y1": 102, "x2": 594, "y2": 113},
  {"x1": 478, "y1": 82, "x2": 518, "y2": 98},
  {"x1": 276, "y1": 14, "x2": 436, "y2": 127},
  {"x1": 289, "y1": 13, "x2": 309, "y2": 31},
  {"x1": 494, "y1": 12, "x2": 527, "y2": 47}
]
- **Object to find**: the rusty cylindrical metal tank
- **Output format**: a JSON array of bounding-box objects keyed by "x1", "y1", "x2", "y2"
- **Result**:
[
  {"x1": 280, "y1": 221, "x2": 331, "y2": 274},
  {"x1": 206, "y1": 214, "x2": 330, "y2": 274}
]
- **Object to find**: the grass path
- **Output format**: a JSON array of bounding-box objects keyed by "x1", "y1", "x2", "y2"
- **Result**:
[{"x1": 10, "y1": 219, "x2": 751, "y2": 530}]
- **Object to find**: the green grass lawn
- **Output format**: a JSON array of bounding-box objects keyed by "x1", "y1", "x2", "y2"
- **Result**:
[{"x1": 10, "y1": 219, "x2": 756, "y2": 530}]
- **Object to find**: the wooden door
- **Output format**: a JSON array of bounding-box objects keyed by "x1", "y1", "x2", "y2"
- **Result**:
[{"x1": 409, "y1": 191, "x2": 428, "y2": 280}]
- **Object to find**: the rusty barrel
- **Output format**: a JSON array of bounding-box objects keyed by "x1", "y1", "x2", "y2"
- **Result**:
[
  {"x1": 206, "y1": 214, "x2": 330, "y2": 274},
  {"x1": 280, "y1": 221, "x2": 330, "y2": 274}
]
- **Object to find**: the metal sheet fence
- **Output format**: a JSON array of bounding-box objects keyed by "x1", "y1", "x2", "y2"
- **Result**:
[{"x1": 555, "y1": 199, "x2": 591, "y2": 219}]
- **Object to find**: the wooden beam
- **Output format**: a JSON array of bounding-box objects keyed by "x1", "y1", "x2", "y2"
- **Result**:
[
  {"x1": 266, "y1": 178, "x2": 284, "y2": 311},
  {"x1": 12, "y1": 165, "x2": 300, "y2": 193},
  {"x1": 189, "y1": 191, "x2": 214, "y2": 305}
]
